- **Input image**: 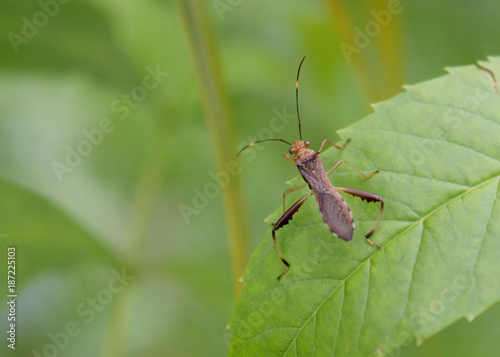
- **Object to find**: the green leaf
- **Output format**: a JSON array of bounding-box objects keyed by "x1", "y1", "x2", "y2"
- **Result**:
[{"x1": 228, "y1": 57, "x2": 500, "y2": 356}]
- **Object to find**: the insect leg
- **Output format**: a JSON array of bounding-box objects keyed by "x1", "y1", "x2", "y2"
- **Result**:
[
  {"x1": 282, "y1": 183, "x2": 307, "y2": 213},
  {"x1": 282, "y1": 152, "x2": 295, "y2": 164},
  {"x1": 335, "y1": 187, "x2": 384, "y2": 249},
  {"x1": 317, "y1": 138, "x2": 350, "y2": 154},
  {"x1": 273, "y1": 192, "x2": 313, "y2": 280},
  {"x1": 326, "y1": 159, "x2": 379, "y2": 178}
]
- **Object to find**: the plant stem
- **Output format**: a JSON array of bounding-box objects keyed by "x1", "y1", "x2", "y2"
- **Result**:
[
  {"x1": 323, "y1": 0, "x2": 405, "y2": 102},
  {"x1": 324, "y1": 0, "x2": 383, "y2": 103},
  {"x1": 372, "y1": 0, "x2": 405, "y2": 97},
  {"x1": 175, "y1": 0, "x2": 250, "y2": 297}
]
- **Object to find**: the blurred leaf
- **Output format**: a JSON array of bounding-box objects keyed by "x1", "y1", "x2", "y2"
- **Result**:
[
  {"x1": 175, "y1": 0, "x2": 250, "y2": 295},
  {"x1": 228, "y1": 57, "x2": 500, "y2": 356},
  {"x1": 0, "y1": 179, "x2": 121, "y2": 275},
  {"x1": 0, "y1": 178, "x2": 123, "y2": 357},
  {"x1": 0, "y1": 0, "x2": 139, "y2": 86}
]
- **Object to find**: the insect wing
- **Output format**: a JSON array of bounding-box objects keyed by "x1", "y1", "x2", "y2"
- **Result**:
[{"x1": 318, "y1": 189, "x2": 354, "y2": 241}]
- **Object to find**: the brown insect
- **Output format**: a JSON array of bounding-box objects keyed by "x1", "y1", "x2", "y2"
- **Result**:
[{"x1": 238, "y1": 57, "x2": 384, "y2": 280}]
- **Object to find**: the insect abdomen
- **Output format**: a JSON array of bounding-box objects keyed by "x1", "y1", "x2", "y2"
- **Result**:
[{"x1": 317, "y1": 190, "x2": 354, "y2": 241}]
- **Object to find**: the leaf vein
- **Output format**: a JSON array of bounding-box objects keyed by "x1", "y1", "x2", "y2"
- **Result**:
[{"x1": 282, "y1": 174, "x2": 500, "y2": 354}]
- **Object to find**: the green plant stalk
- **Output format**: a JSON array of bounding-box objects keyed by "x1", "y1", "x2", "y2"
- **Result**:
[
  {"x1": 99, "y1": 291, "x2": 128, "y2": 357},
  {"x1": 323, "y1": 0, "x2": 405, "y2": 102},
  {"x1": 175, "y1": 0, "x2": 250, "y2": 297},
  {"x1": 99, "y1": 69, "x2": 191, "y2": 357},
  {"x1": 128, "y1": 123, "x2": 173, "y2": 261},
  {"x1": 324, "y1": 0, "x2": 383, "y2": 104},
  {"x1": 372, "y1": 0, "x2": 405, "y2": 97}
]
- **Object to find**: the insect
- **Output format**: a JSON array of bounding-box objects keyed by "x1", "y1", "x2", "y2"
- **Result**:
[{"x1": 238, "y1": 56, "x2": 384, "y2": 280}]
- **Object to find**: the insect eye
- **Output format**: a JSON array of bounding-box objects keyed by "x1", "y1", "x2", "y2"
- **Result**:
[
  {"x1": 289, "y1": 147, "x2": 294, "y2": 154},
  {"x1": 304, "y1": 141, "x2": 310, "y2": 147}
]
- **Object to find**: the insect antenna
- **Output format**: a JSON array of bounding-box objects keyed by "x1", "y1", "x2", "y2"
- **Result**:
[
  {"x1": 296, "y1": 56, "x2": 306, "y2": 141},
  {"x1": 237, "y1": 138, "x2": 292, "y2": 157}
]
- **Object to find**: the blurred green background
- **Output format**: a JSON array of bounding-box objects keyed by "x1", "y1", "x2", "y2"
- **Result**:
[{"x1": 0, "y1": 0, "x2": 499, "y2": 356}]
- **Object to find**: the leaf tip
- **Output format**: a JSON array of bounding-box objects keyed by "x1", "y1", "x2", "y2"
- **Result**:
[
  {"x1": 465, "y1": 314, "x2": 476, "y2": 322},
  {"x1": 444, "y1": 66, "x2": 458, "y2": 75}
]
